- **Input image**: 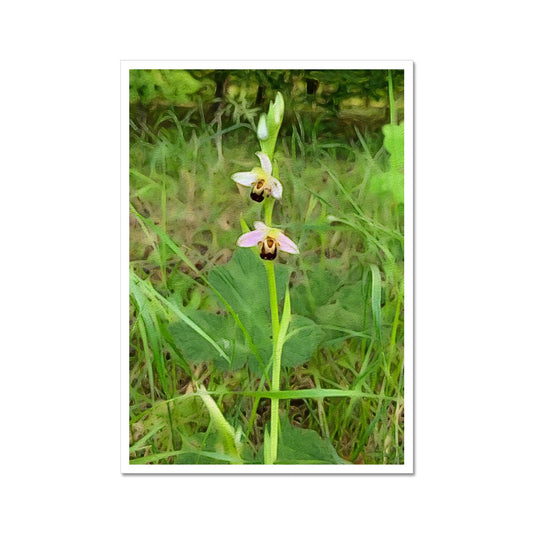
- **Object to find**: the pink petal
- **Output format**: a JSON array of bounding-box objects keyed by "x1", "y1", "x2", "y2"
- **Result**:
[
  {"x1": 237, "y1": 229, "x2": 265, "y2": 248},
  {"x1": 231, "y1": 171, "x2": 258, "y2": 187},
  {"x1": 253, "y1": 221, "x2": 269, "y2": 232},
  {"x1": 255, "y1": 152, "x2": 272, "y2": 176},
  {"x1": 277, "y1": 232, "x2": 299, "y2": 254},
  {"x1": 270, "y1": 177, "x2": 283, "y2": 200}
]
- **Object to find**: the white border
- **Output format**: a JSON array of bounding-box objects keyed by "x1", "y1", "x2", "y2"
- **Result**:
[{"x1": 121, "y1": 60, "x2": 413, "y2": 474}]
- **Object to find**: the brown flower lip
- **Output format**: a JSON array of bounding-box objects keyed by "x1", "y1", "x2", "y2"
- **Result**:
[{"x1": 260, "y1": 237, "x2": 277, "y2": 260}]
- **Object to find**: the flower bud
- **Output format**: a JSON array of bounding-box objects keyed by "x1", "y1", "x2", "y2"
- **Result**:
[
  {"x1": 273, "y1": 92, "x2": 284, "y2": 125},
  {"x1": 257, "y1": 113, "x2": 269, "y2": 140}
]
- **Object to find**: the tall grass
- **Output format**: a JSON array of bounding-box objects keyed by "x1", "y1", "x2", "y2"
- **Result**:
[{"x1": 129, "y1": 89, "x2": 404, "y2": 465}]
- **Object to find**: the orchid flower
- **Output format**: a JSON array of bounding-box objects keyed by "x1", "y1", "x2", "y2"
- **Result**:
[
  {"x1": 231, "y1": 152, "x2": 283, "y2": 203},
  {"x1": 237, "y1": 221, "x2": 299, "y2": 261}
]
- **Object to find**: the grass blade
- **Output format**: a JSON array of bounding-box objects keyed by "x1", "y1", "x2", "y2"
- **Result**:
[
  {"x1": 237, "y1": 388, "x2": 396, "y2": 402},
  {"x1": 369, "y1": 264, "x2": 382, "y2": 342},
  {"x1": 130, "y1": 450, "x2": 240, "y2": 465},
  {"x1": 131, "y1": 271, "x2": 231, "y2": 364},
  {"x1": 197, "y1": 385, "x2": 242, "y2": 464},
  {"x1": 129, "y1": 423, "x2": 165, "y2": 453}
]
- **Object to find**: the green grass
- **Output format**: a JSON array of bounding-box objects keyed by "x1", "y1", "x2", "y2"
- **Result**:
[{"x1": 129, "y1": 89, "x2": 404, "y2": 465}]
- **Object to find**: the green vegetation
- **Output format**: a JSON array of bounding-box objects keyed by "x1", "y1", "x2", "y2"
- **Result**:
[{"x1": 129, "y1": 69, "x2": 405, "y2": 465}]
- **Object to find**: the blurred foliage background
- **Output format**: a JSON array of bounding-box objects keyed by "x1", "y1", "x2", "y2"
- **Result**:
[{"x1": 130, "y1": 68, "x2": 404, "y2": 134}]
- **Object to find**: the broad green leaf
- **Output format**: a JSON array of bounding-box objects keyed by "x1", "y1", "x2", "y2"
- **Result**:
[
  {"x1": 276, "y1": 418, "x2": 349, "y2": 465},
  {"x1": 208, "y1": 248, "x2": 292, "y2": 374},
  {"x1": 369, "y1": 122, "x2": 404, "y2": 204},
  {"x1": 315, "y1": 302, "x2": 369, "y2": 338},
  {"x1": 282, "y1": 315, "x2": 324, "y2": 367},
  {"x1": 291, "y1": 267, "x2": 341, "y2": 317},
  {"x1": 168, "y1": 310, "x2": 247, "y2": 371},
  {"x1": 337, "y1": 282, "x2": 369, "y2": 314},
  {"x1": 382, "y1": 122, "x2": 404, "y2": 173},
  {"x1": 208, "y1": 248, "x2": 291, "y2": 319},
  {"x1": 369, "y1": 170, "x2": 404, "y2": 204},
  {"x1": 308, "y1": 266, "x2": 342, "y2": 307}
]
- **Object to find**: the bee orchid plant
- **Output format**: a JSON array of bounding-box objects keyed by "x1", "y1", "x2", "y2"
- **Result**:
[{"x1": 230, "y1": 92, "x2": 297, "y2": 464}]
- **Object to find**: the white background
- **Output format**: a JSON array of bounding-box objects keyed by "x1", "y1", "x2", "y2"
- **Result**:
[{"x1": 2, "y1": 1, "x2": 532, "y2": 532}]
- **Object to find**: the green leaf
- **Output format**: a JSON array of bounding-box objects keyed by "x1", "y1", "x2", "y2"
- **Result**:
[
  {"x1": 196, "y1": 385, "x2": 242, "y2": 464},
  {"x1": 130, "y1": 276, "x2": 168, "y2": 397},
  {"x1": 369, "y1": 122, "x2": 404, "y2": 204},
  {"x1": 291, "y1": 267, "x2": 341, "y2": 317},
  {"x1": 129, "y1": 423, "x2": 166, "y2": 453},
  {"x1": 337, "y1": 282, "x2": 368, "y2": 313},
  {"x1": 382, "y1": 122, "x2": 404, "y2": 173},
  {"x1": 308, "y1": 268, "x2": 342, "y2": 306},
  {"x1": 315, "y1": 302, "x2": 369, "y2": 338},
  {"x1": 369, "y1": 170, "x2": 404, "y2": 204},
  {"x1": 130, "y1": 447, "x2": 238, "y2": 465},
  {"x1": 264, "y1": 427, "x2": 272, "y2": 465},
  {"x1": 292, "y1": 275, "x2": 370, "y2": 349},
  {"x1": 282, "y1": 315, "x2": 324, "y2": 367},
  {"x1": 168, "y1": 310, "x2": 247, "y2": 371},
  {"x1": 143, "y1": 310, "x2": 169, "y2": 396},
  {"x1": 235, "y1": 388, "x2": 393, "y2": 401},
  {"x1": 278, "y1": 285, "x2": 292, "y2": 344},
  {"x1": 276, "y1": 418, "x2": 349, "y2": 465},
  {"x1": 208, "y1": 248, "x2": 292, "y2": 374}
]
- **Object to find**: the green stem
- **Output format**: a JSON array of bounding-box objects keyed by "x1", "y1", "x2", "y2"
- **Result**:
[
  {"x1": 264, "y1": 261, "x2": 279, "y2": 347},
  {"x1": 264, "y1": 260, "x2": 280, "y2": 464},
  {"x1": 387, "y1": 69, "x2": 396, "y2": 125},
  {"x1": 260, "y1": 93, "x2": 285, "y2": 463},
  {"x1": 269, "y1": 340, "x2": 282, "y2": 464},
  {"x1": 264, "y1": 196, "x2": 274, "y2": 227}
]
